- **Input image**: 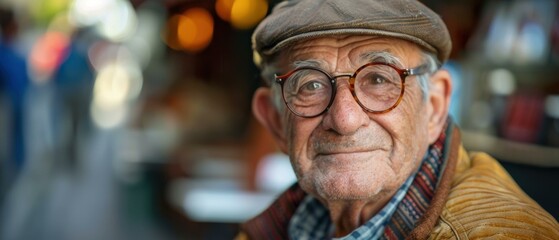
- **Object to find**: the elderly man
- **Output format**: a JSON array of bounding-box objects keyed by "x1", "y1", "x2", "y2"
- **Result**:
[{"x1": 238, "y1": 0, "x2": 559, "y2": 239}]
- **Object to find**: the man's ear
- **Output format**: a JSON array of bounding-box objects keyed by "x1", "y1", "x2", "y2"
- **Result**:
[
  {"x1": 252, "y1": 87, "x2": 288, "y2": 153},
  {"x1": 427, "y1": 69, "x2": 452, "y2": 144}
]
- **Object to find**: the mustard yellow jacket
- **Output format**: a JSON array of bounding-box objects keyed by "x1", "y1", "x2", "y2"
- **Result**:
[
  {"x1": 427, "y1": 148, "x2": 559, "y2": 239},
  {"x1": 238, "y1": 128, "x2": 559, "y2": 239}
]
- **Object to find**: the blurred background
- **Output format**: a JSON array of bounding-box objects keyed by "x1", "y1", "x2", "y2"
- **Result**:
[{"x1": 0, "y1": 0, "x2": 558, "y2": 239}]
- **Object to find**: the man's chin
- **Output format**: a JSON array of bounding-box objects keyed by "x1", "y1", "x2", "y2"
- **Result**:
[
  {"x1": 303, "y1": 175, "x2": 391, "y2": 202},
  {"x1": 316, "y1": 191, "x2": 381, "y2": 201}
]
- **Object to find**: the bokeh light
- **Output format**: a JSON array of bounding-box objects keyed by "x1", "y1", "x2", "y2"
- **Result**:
[
  {"x1": 487, "y1": 68, "x2": 516, "y2": 96},
  {"x1": 96, "y1": 0, "x2": 138, "y2": 42},
  {"x1": 69, "y1": 0, "x2": 115, "y2": 27},
  {"x1": 90, "y1": 103, "x2": 127, "y2": 129},
  {"x1": 164, "y1": 8, "x2": 214, "y2": 52},
  {"x1": 215, "y1": 0, "x2": 235, "y2": 22},
  {"x1": 30, "y1": 0, "x2": 71, "y2": 24},
  {"x1": 545, "y1": 96, "x2": 559, "y2": 119},
  {"x1": 93, "y1": 62, "x2": 132, "y2": 109},
  {"x1": 91, "y1": 59, "x2": 143, "y2": 128},
  {"x1": 230, "y1": 0, "x2": 267, "y2": 30}
]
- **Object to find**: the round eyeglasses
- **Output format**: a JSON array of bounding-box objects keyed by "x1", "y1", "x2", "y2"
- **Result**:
[{"x1": 275, "y1": 62, "x2": 429, "y2": 118}]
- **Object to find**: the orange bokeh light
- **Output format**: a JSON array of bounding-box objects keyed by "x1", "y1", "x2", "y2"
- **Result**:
[
  {"x1": 164, "y1": 8, "x2": 214, "y2": 52},
  {"x1": 231, "y1": 0, "x2": 268, "y2": 30},
  {"x1": 215, "y1": 0, "x2": 235, "y2": 22}
]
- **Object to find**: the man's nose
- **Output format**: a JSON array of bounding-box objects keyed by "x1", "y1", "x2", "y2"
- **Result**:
[{"x1": 321, "y1": 84, "x2": 370, "y2": 135}]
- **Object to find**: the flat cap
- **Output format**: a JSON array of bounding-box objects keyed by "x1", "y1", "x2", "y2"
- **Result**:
[{"x1": 252, "y1": 0, "x2": 452, "y2": 65}]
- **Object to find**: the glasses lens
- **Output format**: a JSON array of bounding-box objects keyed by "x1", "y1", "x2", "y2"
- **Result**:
[
  {"x1": 282, "y1": 69, "x2": 332, "y2": 117},
  {"x1": 354, "y1": 64, "x2": 403, "y2": 112}
]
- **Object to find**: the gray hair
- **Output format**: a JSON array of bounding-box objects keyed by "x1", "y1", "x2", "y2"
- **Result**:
[{"x1": 260, "y1": 50, "x2": 440, "y2": 112}]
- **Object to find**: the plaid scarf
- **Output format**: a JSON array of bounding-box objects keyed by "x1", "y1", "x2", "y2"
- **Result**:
[
  {"x1": 381, "y1": 124, "x2": 446, "y2": 239},
  {"x1": 242, "y1": 121, "x2": 450, "y2": 239}
]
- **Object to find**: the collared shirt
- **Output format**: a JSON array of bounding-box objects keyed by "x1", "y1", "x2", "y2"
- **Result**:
[{"x1": 288, "y1": 172, "x2": 417, "y2": 240}]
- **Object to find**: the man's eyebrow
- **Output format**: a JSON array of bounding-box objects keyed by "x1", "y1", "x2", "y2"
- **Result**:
[
  {"x1": 292, "y1": 59, "x2": 328, "y2": 69},
  {"x1": 289, "y1": 52, "x2": 404, "y2": 71},
  {"x1": 359, "y1": 50, "x2": 404, "y2": 68}
]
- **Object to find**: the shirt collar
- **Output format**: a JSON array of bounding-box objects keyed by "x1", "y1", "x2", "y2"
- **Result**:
[{"x1": 288, "y1": 170, "x2": 418, "y2": 240}]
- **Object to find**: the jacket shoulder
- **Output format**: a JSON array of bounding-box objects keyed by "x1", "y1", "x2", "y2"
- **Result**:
[{"x1": 430, "y1": 149, "x2": 559, "y2": 239}]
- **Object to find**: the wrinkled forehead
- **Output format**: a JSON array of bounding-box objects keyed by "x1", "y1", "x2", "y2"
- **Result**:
[{"x1": 277, "y1": 35, "x2": 424, "y2": 71}]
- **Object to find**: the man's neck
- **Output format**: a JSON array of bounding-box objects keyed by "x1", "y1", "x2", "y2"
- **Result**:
[{"x1": 324, "y1": 190, "x2": 395, "y2": 237}]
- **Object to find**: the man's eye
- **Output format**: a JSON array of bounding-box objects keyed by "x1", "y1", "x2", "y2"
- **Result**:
[
  {"x1": 298, "y1": 81, "x2": 326, "y2": 94},
  {"x1": 374, "y1": 76, "x2": 386, "y2": 84},
  {"x1": 366, "y1": 73, "x2": 390, "y2": 85},
  {"x1": 300, "y1": 81, "x2": 325, "y2": 92}
]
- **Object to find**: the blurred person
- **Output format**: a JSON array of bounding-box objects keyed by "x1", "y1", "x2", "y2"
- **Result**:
[
  {"x1": 238, "y1": 0, "x2": 559, "y2": 239},
  {"x1": 0, "y1": 6, "x2": 30, "y2": 194},
  {"x1": 50, "y1": 30, "x2": 94, "y2": 172}
]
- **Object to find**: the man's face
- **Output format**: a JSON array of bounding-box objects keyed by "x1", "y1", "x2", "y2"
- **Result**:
[{"x1": 276, "y1": 36, "x2": 432, "y2": 202}]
